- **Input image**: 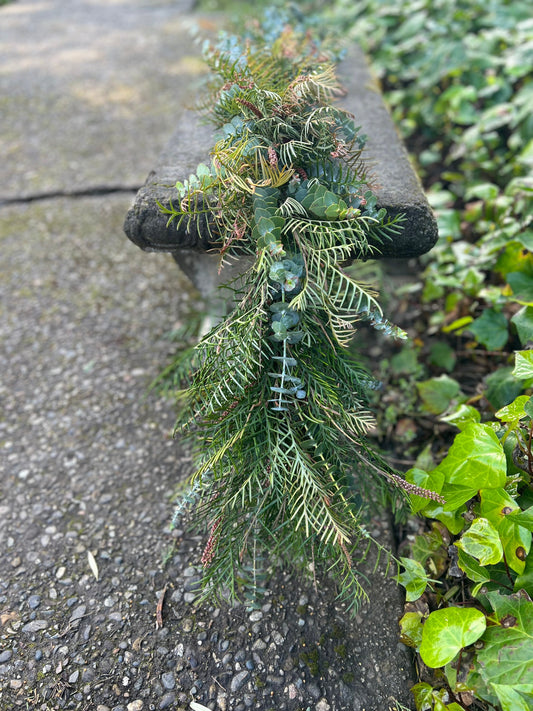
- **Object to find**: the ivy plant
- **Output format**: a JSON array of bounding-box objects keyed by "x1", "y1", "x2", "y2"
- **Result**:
[
  {"x1": 158, "y1": 15, "x2": 429, "y2": 609},
  {"x1": 397, "y1": 351, "x2": 533, "y2": 711}
]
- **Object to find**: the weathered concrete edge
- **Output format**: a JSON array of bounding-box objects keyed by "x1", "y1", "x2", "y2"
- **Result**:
[{"x1": 124, "y1": 46, "x2": 438, "y2": 259}]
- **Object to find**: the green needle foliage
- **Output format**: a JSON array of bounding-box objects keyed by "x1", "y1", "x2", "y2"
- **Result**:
[{"x1": 161, "y1": 14, "x2": 420, "y2": 610}]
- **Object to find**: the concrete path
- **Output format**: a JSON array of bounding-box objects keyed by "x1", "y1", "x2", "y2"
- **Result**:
[{"x1": 0, "y1": 2, "x2": 414, "y2": 709}]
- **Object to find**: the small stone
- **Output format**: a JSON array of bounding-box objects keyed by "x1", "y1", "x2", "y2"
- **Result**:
[
  {"x1": 10, "y1": 557, "x2": 21, "y2": 568},
  {"x1": 249, "y1": 610, "x2": 263, "y2": 622},
  {"x1": 127, "y1": 702, "x2": 143, "y2": 711},
  {"x1": 230, "y1": 670, "x2": 250, "y2": 693},
  {"x1": 271, "y1": 631, "x2": 284, "y2": 646},
  {"x1": 315, "y1": 699, "x2": 330, "y2": 711},
  {"x1": 96, "y1": 706, "x2": 111, "y2": 711},
  {"x1": 82, "y1": 668, "x2": 95, "y2": 682},
  {"x1": 307, "y1": 683, "x2": 321, "y2": 700},
  {"x1": 68, "y1": 670, "x2": 79, "y2": 684},
  {"x1": 161, "y1": 672, "x2": 175, "y2": 690},
  {"x1": 10, "y1": 679, "x2": 22, "y2": 689},
  {"x1": 28, "y1": 595, "x2": 41, "y2": 610},
  {"x1": 159, "y1": 694, "x2": 176, "y2": 709},
  {"x1": 69, "y1": 605, "x2": 87, "y2": 623},
  {"x1": 0, "y1": 650, "x2": 12, "y2": 663},
  {"x1": 35, "y1": 650, "x2": 43, "y2": 661},
  {"x1": 181, "y1": 618, "x2": 193, "y2": 633},
  {"x1": 56, "y1": 566, "x2": 66, "y2": 580},
  {"x1": 22, "y1": 619, "x2": 48, "y2": 633}
]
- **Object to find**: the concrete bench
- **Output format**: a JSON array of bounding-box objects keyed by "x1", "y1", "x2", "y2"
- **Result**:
[{"x1": 124, "y1": 46, "x2": 438, "y2": 298}]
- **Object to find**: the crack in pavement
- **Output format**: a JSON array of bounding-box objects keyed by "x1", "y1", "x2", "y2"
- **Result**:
[{"x1": 0, "y1": 184, "x2": 141, "y2": 207}]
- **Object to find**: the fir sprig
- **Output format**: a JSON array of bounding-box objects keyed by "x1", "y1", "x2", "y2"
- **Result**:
[{"x1": 163, "y1": 16, "x2": 411, "y2": 610}]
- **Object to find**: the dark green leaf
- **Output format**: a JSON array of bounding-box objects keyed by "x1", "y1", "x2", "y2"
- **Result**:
[
  {"x1": 429, "y1": 341, "x2": 457, "y2": 372},
  {"x1": 507, "y1": 272, "x2": 533, "y2": 302},
  {"x1": 511, "y1": 307, "x2": 533, "y2": 346},
  {"x1": 485, "y1": 367, "x2": 524, "y2": 409},
  {"x1": 468, "y1": 309, "x2": 509, "y2": 350},
  {"x1": 416, "y1": 375, "x2": 462, "y2": 415},
  {"x1": 471, "y1": 592, "x2": 533, "y2": 703}
]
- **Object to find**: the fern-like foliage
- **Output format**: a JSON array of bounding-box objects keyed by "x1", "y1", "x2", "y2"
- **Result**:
[{"x1": 162, "y1": 13, "x2": 413, "y2": 610}]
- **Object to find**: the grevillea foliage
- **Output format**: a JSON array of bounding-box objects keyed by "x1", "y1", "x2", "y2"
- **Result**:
[{"x1": 160, "y1": 16, "x2": 420, "y2": 609}]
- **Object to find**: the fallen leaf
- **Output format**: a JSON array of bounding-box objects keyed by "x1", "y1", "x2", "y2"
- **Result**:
[{"x1": 0, "y1": 611, "x2": 18, "y2": 627}]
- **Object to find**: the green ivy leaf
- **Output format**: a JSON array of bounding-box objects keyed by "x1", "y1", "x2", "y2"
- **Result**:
[
  {"x1": 397, "y1": 557, "x2": 431, "y2": 602},
  {"x1": 479, "y1": 488, "x2": 520, "y2": 528},
  {"x1": 416, "y1": 375, "x2": 463, "y2": 415},
  {"x1": 411, "y1": 523, "x2": 446, "y2": 569},
  {"x1": 513, "y1": 351, "x2": 533, "y2": 380},
  {"x1": 495, "y1": 395, "x2": 531, "y2": 423},
  {"x1": 419, "y1": 606, "x2": 486, "y2": 668},
  {"x1": 411, "y1": 682, "x2": 434, "y2": 710},
  {"x1": 440, "y1": 404, "x2": 481, "y2": 430},
  {"x1": 514, "y1": 549, "x2": 533, "y2": 596},
  {"x1": 508, "y1": 272, "x2": 533, "y2": 302},
  {"x1": 456, "y1": 518, "x2": 503, "y2": 566},
  {"x1": 429, "y1": 341, "x2": 457, "y2": 372},
  {"x1": 470, "y1": 592, "x2": 533, "y2": 705},
  {"x1": 468, "y1": 309, "x2": 509, "y2": 350},
  {"x1": 498, "y1": 516, "x2": 531, "y2": 575},
  {"x1": 399, "y1": 611, "x2": 424, "y2": 649},
  {"x1": 511, "y1": 307, "x2": 533, "y2": 347},
  {"x1": 508, "y1": 506, "x2": 533, "y2": 532},
  {"x1": 456, "y1": 549, "x2": 492, "y2": 584},
  {"x1": 485, "y1": 367, "x2": 525, "y2": 409},
  {"x1": 491, "y1": 685, "x2": 533, "y2": 711},
  {"x1": 436, "y1": 424, "x2": 507, "y2": 509}
]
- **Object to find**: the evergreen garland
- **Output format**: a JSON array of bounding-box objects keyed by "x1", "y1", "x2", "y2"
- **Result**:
[{"x1": 160, "y1": 16, "x2": 427, "y2": 610}]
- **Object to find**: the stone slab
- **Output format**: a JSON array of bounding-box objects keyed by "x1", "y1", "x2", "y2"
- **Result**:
[{"x1": 124, "y1": 45, "x2": 438, "y2": 259}]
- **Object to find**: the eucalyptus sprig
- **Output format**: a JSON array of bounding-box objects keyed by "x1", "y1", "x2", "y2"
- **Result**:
[{"x1": 163, "y1": 17, "x2": 412, "y2": 609}]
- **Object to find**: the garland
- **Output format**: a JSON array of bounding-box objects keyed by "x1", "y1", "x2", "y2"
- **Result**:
[{"x1": 160, "y1": 16, "x2": 424, "y2": 609}]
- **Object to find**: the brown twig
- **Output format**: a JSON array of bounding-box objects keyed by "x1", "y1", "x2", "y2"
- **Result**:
[{"x1": 155, "y1": 584, "x2": 168, "y2": 630}]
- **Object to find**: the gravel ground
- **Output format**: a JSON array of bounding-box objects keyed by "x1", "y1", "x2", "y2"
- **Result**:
[{"x1": 0, "y1": 2, "x2": 415, "y2": 709}]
